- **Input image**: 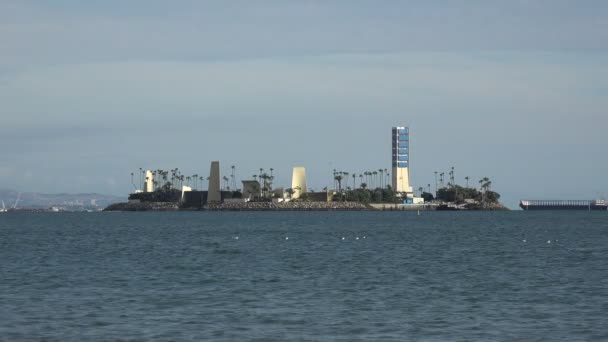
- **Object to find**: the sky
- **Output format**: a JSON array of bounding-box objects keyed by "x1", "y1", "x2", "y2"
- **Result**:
[{"x1": 1, "y1": 0, "x2": 607, "y2": 208}]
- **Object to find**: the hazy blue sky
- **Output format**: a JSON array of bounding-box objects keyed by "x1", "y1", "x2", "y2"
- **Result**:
[{"x1": 1, "y1": 0, "x2": 607, "y2": 207}]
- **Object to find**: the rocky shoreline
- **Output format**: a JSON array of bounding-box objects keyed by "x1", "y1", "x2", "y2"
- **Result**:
[
  {"x1": 104, "y1": 201, "x2": 368, "y2": 211},
  {"x1": 104, "y1": 200, "x2": 508, "y2": 211},
  {"x1": 103, "y1": 202, "x2": 180, "y2": 211}
]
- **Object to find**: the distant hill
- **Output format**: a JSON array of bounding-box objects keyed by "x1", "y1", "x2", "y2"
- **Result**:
[{"x1": 0, "y1": 189, "x2": 125, "y2": 210}]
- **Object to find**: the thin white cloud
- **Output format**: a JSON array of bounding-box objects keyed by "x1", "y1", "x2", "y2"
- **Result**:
[{"x1": 1, "y1": 53, "x2": 606, "y2": 138}]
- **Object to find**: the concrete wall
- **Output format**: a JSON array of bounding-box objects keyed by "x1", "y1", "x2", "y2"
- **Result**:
[
  {"x1": 182, "y1": 191, "x2": 207, "y2": 208},
  {"x1": 413, "y1": 197, "x2": 424, "y2": 204},
  {"x1": 241, "y1": 180, "x2": 261, "y2": 200},
  {"x1": 306, "y1": 191, "x2": 329, "y2": 202},
  {"x1": 181, "y1": 186, "x2": 192, "y2": 202}
]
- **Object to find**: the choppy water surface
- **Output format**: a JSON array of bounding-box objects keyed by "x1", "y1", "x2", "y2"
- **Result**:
[{"x1": 1, "y1": 211, "x2": 607, "y2": 341}]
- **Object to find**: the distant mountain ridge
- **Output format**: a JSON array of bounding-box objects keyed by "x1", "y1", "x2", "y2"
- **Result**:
[{"x1": 0, "y1": 189, "x2": 125, "y2": 210}]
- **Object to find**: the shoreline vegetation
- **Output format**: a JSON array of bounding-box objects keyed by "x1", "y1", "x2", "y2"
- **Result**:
[
  {"x1": 105, "y1": 167, "x2": 507, "y2": 211},
  {"x1": 104, "y1": 184, "x2": 508, "y2": 212}
]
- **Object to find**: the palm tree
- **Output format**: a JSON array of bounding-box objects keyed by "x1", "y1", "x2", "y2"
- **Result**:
[
  {"x1": 384, "y1": 168, "x2": 389, "y2": 188},
  {"x1": 130, "y1": 172, "x2": 136, "y2": 190},
  {"x1": 434, "y1": 171, "x2": 438, "y2": 194},
  {"x1": 481, "y1": 177, "x2": 491, "y2": 192},
  {"x1": 378, "y1": 169, "x2": 384, "y2": 188},
  {"x1": 269, "y1": 168, "x2": 274, "y2": 191},
  {"x1": 418, "y1": 187, "x2": 424, "y2": 195},
  {"x1": 343, "y1": 172, "x2": 349, "y2": 189},
  {"x1": 161, "y1": 171, "x2": 168, "y2": 188},
  {"x1": 359, "y1": 174, "x2": 363, "y2": 188},
  {"x1": 373, "y1": 171, "x2": 378, "y2": 189},
  {"x1": 334, "y1": 172, "x2": 343, "y2": 192},
  {"x1": 285, "y1": 188, "x2": 295, "y2": 199},
  {"x1": 450, "y1": 166, "x2": 455, "y2": 187},
  {"x1": 352, "y1": 173, "x2": 356, "y2": 189},
  {"x1": 138, "y1": 167, "x2": 143, "y2": 190},
  {"x1": 259, "y1": 168, "x2": 264, "y2": 187},
  {"x1": 332, "y1": 169, "x2": 337, "y2": 189},
  {"x1": 465, "y1": 176, "x2": 470, "y2": 188}
]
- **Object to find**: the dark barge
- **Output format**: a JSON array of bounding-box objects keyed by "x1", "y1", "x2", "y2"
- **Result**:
[{"x1": 520, "y1": 199, "x2": 607, "y2": 211}]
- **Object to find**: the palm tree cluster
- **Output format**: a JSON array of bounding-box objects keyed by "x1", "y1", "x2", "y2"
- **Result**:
[
  {"x1": 133, "y1": 168, "x2": 206, "y2": 192},
  {"x1": 252, "y1": 167, "x2": 275, "y2": 198},
  {"x1": 333, "y1": 168, "x2": 390, "y2": 192},
  {"x1": 478, "y1": 177, "x2": 492, "y2": 192},
  {"x1": 431, "y1": 167, "x2": 499, "y2": 204}
]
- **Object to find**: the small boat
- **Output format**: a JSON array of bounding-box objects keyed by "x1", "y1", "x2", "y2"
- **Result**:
[{"x1": 436, "y1": 204, "x2": 459, "y2": 211}]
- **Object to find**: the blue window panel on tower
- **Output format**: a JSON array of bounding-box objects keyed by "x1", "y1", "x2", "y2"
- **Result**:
[
  {"x1": 398, "y1": 162, "x2": 408, "y2": 167},
  {"x1": 398, "y1": 142, "x2": 408, "y2": 148},
  {"x1": 398, "y1": 135, "x2": 408, "y2": 141},
  {"x1": 398, "y1": 156, "x2": 408, "y2": 161},
  {"x1": 398, "y1": 129, "x2": 408, "y2": 134},
  {"x1": 398, "y1": 149, "x2": 408, "y2": 154}
]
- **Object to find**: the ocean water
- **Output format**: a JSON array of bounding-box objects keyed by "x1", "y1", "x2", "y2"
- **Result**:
[{"x1": 1, "y1": 211, "x2": 607, "y2": 341}]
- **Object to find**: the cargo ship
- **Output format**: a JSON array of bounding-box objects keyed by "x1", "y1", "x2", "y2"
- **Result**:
[{"x1": 519, "y1": 199, "x2": 607, "y2": 210}]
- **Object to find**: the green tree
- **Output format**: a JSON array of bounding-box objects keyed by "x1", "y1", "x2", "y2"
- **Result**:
[
  {"x1": 285, "y1": 188, "x2": 295, "y2": 199},
  {"x1": 421, "y1": 192, "x2": 434, "y2": 202}
]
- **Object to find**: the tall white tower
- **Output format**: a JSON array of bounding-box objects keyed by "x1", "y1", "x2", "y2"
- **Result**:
[{"x1": 392, "y1": 126, "x2": 413, "y2": 194}]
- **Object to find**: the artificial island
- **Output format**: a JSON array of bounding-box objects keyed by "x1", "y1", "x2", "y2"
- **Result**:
[{"x1": 105, "y1": 126, "x2": 506, "y2": 211}]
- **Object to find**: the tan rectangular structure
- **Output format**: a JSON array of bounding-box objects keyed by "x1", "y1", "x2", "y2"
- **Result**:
[{"x1": 208, "y1": 161, "x2": 221, "y2": 203}]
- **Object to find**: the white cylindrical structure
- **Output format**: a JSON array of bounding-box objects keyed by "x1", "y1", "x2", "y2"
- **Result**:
[{"x1": 291, "y1": 167, "x2": 307, "y2": 199}]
